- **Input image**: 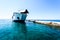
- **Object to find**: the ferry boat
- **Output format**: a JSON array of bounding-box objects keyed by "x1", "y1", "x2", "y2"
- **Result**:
[{"x1": 12, "y1": 9, "x2": 29, "y2": 22}]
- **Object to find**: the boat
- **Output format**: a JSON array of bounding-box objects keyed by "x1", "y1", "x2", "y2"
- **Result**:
[{"x1": 12, "y1": 9, "x2": 29, "y2": 22}]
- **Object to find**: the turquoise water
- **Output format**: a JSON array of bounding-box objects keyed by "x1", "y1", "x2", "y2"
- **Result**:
[{"x1": 0, "y1": 19, "x2": 60, "y2": 40}]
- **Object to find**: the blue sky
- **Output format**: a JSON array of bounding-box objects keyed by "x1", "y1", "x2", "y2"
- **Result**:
[{"x1": 0, "y1": 0, "x2": 60, "y2": 19}]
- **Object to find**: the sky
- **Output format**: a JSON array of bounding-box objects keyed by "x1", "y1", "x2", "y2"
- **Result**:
[{"x1": 0, "y1": 0, "x2": 60, "y2": 20}]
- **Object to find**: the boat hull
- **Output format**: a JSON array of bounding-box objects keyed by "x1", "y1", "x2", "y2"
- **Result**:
[{"x1": 13, "y1": 20, "x2": 25, "y2": 23}]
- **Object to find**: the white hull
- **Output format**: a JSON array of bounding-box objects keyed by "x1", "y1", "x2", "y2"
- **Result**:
[
  {"x1": 12, "y1": 12, "x2": 27, "y2": 21},
  {"x1": 12, "y1": 9, "x2": 29, "y2": 22}
]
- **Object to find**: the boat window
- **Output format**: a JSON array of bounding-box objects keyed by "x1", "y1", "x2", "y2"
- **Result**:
[{"x1": 17, "y1": 17, "x2": 19, "y2": 20}]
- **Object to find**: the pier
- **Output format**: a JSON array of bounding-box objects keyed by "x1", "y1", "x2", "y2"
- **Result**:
[{"x1": 28, "y1": 20, "x2": 60, "y2": 28}]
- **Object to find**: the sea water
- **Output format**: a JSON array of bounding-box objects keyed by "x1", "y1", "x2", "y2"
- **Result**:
[{"x1": 0, "y1": 19, "x2": 60, "y2": 40}]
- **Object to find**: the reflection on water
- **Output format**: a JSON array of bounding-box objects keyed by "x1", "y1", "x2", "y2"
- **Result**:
[
  {"x1": 11, "y1": 22, "x2": 27, "y2": 40},
  {"x1": 0, "y1": 21, "x2": 27, "y2": 40},
  {"x1": 0, "y1": 20, "x2": 60, "y2": 40}
]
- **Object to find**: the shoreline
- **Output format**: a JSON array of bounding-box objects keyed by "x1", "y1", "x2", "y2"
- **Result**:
[{"x1": 28, "y1": 20, "x2": 60, "y2": 28}]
